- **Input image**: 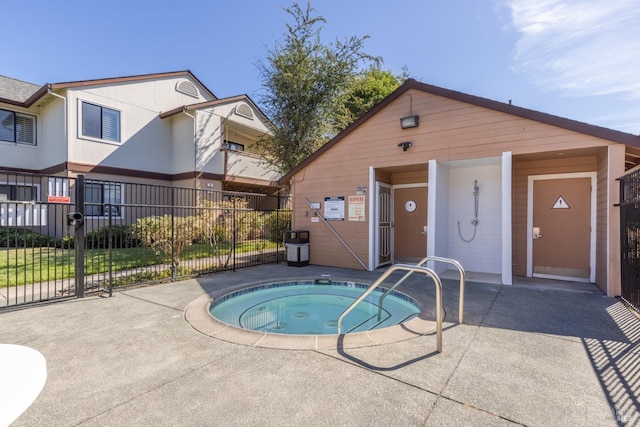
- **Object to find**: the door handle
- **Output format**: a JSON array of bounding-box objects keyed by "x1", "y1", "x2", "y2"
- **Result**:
[{"x1": 533, "y1": 226, "x2": 543, "y2": 239}]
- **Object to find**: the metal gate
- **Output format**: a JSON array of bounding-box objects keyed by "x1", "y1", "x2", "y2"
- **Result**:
[
  {"x1": 0, "y1": 172, "x2": 79, "y2": 307},
  {"x1": 619, "y1": 166, "x2": 640, "y2": 311},
  {"x1": 1, "y1": 171, "x2": 290, "y2": 310}
]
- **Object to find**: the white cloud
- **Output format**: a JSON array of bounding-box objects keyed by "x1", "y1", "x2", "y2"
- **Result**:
[{"x1": 499, "y1": 0, "x2": 640, "y2": 99}]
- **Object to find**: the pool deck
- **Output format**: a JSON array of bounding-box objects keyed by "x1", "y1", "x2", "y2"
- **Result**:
[{"x1": 2, "y1": 263, "x2": 639, "y2": 426}]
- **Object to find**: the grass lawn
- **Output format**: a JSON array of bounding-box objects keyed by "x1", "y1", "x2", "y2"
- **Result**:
[{"x1": 0, "y1": 240, "x2": 280, "y2": 287}]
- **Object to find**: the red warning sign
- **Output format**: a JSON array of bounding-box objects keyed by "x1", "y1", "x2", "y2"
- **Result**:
[{"x1": 48, "y1": 196, "x2": 71, "y2": 204}]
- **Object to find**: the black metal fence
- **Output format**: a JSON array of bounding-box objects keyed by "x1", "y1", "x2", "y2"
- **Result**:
[
  {"x1": 0, "y1": 171, "x2": 290, "y2": 309},
  {"x1": 619, "y1": 167, "x2": 640, "y2": 311}
]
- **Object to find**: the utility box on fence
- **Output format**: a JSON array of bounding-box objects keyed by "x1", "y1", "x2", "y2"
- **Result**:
[{"x1": 285, "y1": 230, "x2": 309, "y2": 267}]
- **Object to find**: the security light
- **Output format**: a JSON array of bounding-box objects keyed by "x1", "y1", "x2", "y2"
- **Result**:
[{"x1": 400, "y1": 115, "x2": 419, "y2": 129}]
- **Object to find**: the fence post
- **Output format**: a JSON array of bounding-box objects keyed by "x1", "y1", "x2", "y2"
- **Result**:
[
  {"x1": 232, "y1": 196, "x2": 236, "y2": 272},
  {"x1": 75, "y1": 175, "x2": 86, "y2": 298},
  {"x1": 276, "y1": 194, "x2": 282, "y2": 263},
  {"x1": 107, "y1": 204, "x2": 113, "y2": 297},
  {"x1": 171, "y1": 187, "x2": 176, "y2": 279}
]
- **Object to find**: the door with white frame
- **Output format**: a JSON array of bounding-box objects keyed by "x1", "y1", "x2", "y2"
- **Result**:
[
  {"x1": 393, "y1": 183, "x2": 428, "y2": 263},
  {"x1": 375, "y1": 182, "x2": 392, "y2": 268},
  {"x1": 527, "y1": 172, "x2": 596, "y2": 282}
]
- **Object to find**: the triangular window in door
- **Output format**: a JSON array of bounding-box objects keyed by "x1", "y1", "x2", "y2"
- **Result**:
[{"x1": 552, "y1": 196, "x2": 570, "y2": 209}]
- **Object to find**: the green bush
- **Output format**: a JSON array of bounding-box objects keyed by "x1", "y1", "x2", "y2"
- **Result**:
[
  {"x1": 85, "y1": 224, "x2": 142, "y2": 249},
  {"x1": 264, "y1": 210, "x2": 291, "y2": 243},
  {"x1": 135, "y1": 215, "x2": 198, "y2": 266},
  {"x1": 0, "y1": 227, "x2": 56, "y2": 248},
  {"x1": 59, "y1": 235, "x2": 74, "y2": 249}
]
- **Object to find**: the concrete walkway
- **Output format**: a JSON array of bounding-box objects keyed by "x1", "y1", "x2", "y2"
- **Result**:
[{"x1": 1, "y1": 264, "x2": 638, "y2": 426}]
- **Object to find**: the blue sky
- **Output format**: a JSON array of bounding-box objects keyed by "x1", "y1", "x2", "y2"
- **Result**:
[{"x1": 3, "y1": 0, "x2": 639, "y2": 134}]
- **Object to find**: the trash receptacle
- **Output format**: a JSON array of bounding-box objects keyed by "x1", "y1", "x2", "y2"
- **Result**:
[{"x1": 285, "y1": 230, "x2": 309, "y2": 267}]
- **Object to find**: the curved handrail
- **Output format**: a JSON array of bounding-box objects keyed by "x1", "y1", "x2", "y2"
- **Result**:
[
  {"x1": 377, "y1": 256, "x2": 465, "y2": 324},
  {"x1": 337, "y1": 264, "x2": 443, "y2": 353}
]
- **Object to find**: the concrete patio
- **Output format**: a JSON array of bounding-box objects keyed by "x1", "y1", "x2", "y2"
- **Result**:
[{"x1": 1, "y1": 263, "x2": 638, "y2": 426}]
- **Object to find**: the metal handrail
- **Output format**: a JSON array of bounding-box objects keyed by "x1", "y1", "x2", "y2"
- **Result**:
[
  {"x1": 377, "y1": 256, "x2": 466, "y2": 324},
  {"x1": 337, "y1": 264, "x2": 443, "y2": 353},
  {"x1": 302, "y1": 196, "x2": 368, "y2": 270}
]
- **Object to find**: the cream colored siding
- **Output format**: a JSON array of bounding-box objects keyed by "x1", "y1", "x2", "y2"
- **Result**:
[
  {"x1": 196, "y1": 110, "x2": 224, "y2": 175},
  {"x1": 38, "y1": 98, "x2": 66, "y2": 169},
  {"x1": 170, "y1": 114, "x2": 196, "y2": 175},
  {"x1": 66, "y1": 77, "x2": 210, "y2": 174},
  {"x1": 0, "y1": 103, "x2": 47, "y2": 170}
]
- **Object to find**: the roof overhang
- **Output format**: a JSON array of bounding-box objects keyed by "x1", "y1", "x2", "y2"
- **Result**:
[{"x1": 279, "y1": 79, "x2": 640, "y2": 185}]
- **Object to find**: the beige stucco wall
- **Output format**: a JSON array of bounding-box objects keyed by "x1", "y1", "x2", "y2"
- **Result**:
[
  {"x1": 0, "y1": 101, "x2": 56, "y2": 170},
  {"x1": 65, "y1": 76, "x2": 210, "y2": 174}
]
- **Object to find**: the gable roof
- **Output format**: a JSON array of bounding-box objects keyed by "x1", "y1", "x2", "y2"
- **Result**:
[
  {"x1": 0, "y1": 70, "x2": 216, "y2": 108},
  {"x1": 280, "y1": 79, "x2": 640, "y2": 184},
  {"x1": 159, "y1": 94, "x2": 272, "y2": 126},
  {"x1": 0, "y1": 75, "x2": 41, "y2": 105}
]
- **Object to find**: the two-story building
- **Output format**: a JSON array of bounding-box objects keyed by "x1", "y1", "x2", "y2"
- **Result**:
[{"x1": 0, "y1": 71, "x2": 281, "y2": 207}]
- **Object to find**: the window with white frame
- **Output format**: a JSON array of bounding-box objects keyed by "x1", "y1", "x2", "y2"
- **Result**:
[
  {"x1": 0, "y1": 108, "x2": 36, "y2": 145},
  {"x1": 85, "y1": 181, "x2": 123, "y2": 217},
  {"x1": 48, "y1": 177, "x2": 70, "y2": 198},
  {"x1": 222, "y1": 140, "x2": 245, "y2": 152},
  {"x1": 81, "y1": 101, "x2": 121, "y2": 142},
  {"x1": 0, "y1": 183, "x2": 39, "y2": 201}
]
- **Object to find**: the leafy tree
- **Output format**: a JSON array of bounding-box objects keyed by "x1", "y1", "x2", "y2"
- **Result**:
[
  {"x1": 256, "y1": 0, "x2": 378, "y2": 173},
  {"x1": 332, "y1": 66, "x2": 409, "y2": 132}
]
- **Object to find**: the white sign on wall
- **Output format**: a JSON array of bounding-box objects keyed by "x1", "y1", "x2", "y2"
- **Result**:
[
  {"x1": 324, "y1": 197, "x2": 345, "y2": 221},
  {"x1": 348, "y1": 195, "x2": 366, "y2": 221},
  {"x1": 552, "y1": 196, "x2": 570, "y2": 209}
]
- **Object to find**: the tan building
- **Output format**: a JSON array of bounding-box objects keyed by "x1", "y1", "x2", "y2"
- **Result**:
[{"x1": 280, "y1": 79, "x2": 640, "y2": 297}]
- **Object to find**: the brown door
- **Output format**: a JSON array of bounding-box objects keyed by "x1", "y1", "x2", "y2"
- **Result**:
[
  {"x1": 394, "y1": 186, "x2": 427, "y2": 262},
  {"x1": 532, "y1": 177, "x2": 591, "y2": 281}
]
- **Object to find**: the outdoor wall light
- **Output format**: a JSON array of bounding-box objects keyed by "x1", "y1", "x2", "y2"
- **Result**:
[
  {"x1": 397, "y1": 141, "x2": 413, "y2": 151},
  {"x1": 400, "y1": 115, "x2": 419, "y2": 129}
]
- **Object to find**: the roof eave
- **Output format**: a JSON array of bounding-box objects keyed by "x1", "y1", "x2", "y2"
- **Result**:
[
  {"x1": 49, "y1": 70, "x2": 217, "y2": 100},
  {"x1": 279, "y1": 79, "x2": 640, "y2": 185}
]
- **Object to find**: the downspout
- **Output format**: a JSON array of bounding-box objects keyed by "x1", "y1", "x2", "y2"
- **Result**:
[
  {"x1": 181, "y1": 108, "x2": 197, "y2": 189},
  {"x1": 47, "y1": 88, "x2": 68, "y2": 172}
]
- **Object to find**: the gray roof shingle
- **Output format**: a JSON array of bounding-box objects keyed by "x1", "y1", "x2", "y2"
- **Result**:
[{"x1": 0, "y1": 75, "x2": 41, "y2": 103}]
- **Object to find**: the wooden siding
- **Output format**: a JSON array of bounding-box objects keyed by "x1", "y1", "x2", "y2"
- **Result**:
[
  {"x1": 595, "y1": 152, "x2": 608, "y2": 291},
  {"x1": 291, "y1": 89, "x2": 619, "y2": 272},
  {"x1": 602, "y1": 145, "x2": 625, "y2": 295}
]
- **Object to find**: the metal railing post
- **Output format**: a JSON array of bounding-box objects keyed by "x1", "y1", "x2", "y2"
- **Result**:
[
  {"x1": 377, "y1": 256, "x2": 466, "y2": 324},
  {"x1": 171, "y1": 187, "x2": 176, "y2": 280},
  {"x1": 74, "y1": 175, "x2": 85, "y2": 298},
  {"x1": 337, "y1": 264, "x2": 443, "y2": 353},
  {"x1": 107, "y1": 203, "x2": 113, "y2": 297},
  {"x1": 232, "y1": 196, "x2": 237, "y2": 272}
]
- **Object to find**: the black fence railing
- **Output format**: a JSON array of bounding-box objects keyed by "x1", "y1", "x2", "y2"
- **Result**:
[
  {"x1": 0, "y1": 171, "x2": 290, "y2": 309},
  {"x1": 619, "y1": 167, "x2": 640, "y2": 311},
  {"x1": 0, "y1": 171, "x2": 79, "y2": 307}
]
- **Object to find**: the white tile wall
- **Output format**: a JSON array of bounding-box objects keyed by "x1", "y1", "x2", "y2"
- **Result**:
[{"x1": 446, "y1": 163, "x2": 502, "y2": 274}]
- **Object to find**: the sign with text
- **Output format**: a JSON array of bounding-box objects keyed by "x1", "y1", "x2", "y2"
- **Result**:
[
  {"x1": 348, "y1": 195, "x2": 366, "y2": 221},
  {"x1": 324, "y1": 196, "x2": 345, "y2": 221},
  {"x1": 47, "y1": 195, "x2": 71, "y2": 204}
]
